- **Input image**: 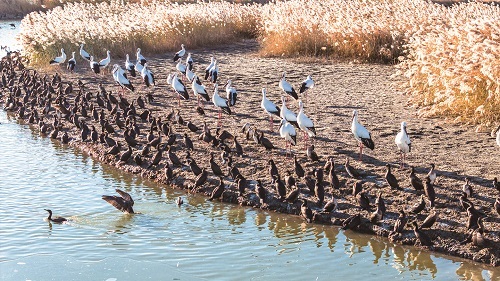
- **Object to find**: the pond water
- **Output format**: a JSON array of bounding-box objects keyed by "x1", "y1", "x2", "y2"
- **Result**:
[{"x1": 0, "y1": 20, "x2": 499, "y2": 281}]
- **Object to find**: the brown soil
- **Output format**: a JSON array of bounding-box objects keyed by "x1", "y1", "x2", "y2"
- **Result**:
[{"x1": 2, "y1": 39, "x2": 499, "y2": 266}]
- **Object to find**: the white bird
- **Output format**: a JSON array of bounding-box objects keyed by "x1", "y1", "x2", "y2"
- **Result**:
[
  {"x1": 299, "y1": 75, "x2": 314, "y2": 100},
  {"x1": 261, "y1": 88, "x2": 280, "y2": 131},
  {"x1": 89, "y1": 56, "x2": 100, "y2": 74},
  {"x1": 137, "y1": 48, "x2": 146, "y2": 66},
  {"x1": 141, "y1": 63, "x2": 155, "y2": 87},
  {"x1": 98, "y1": 50, "x2": 111, "y2": 73},
  {"x1": 495, "y1": 125, "x2": 500, "y2": 147},
  {"x1": 172, "y1": 73, "x2": 189, "y2": 103},
  {"x1": 351, "y1": 110, "x2": 374, "y2": 160},
  {"x1": 167, "y1": 73, "x2": 173, "y2": 85},
  {"x1": 125, "y1": 54, "x2": 136, "y2": 77},
  {"x1": 112, "y1": 64, "x2": 134, "y2": 92},
  {"x1": 173, "y1": 44, "x2": 186, "y2": 62},
  {"x1": 176, "y1": 59, "x2": 187, "y2": 75},
  {"x1": 185, "y1": 52, "x2": 193, "y2": 70},
  {"x1": 395, "y1": 121, "x2": 411, "y2": 168},
  {"x1": 49, "y1": 48, "x2": 66, "y2": 65},
  {"x1": 225, "y1": 80, "x2": 237, "y2": 106},
  {"x1": 135, "y1": 61, "x2": 144, "y2": 74},
  {"x1": 209, "y1": 59, "x2": 219, "y2": 83},
  {"x1": 67, "y1": 51, "x2": 76, "y2": 72},
  {"x1": 192, "y1": 75, "x2": 210, "y2": 106},
  {"x1": 212, "y1": 83, "x2": 231, "y2": 127},
  {"x1": 205, "y1": 56, "x2": 215, "y2": 80},
  {"x1": 185, "y1": 66, "x2": 195, "y2": 82},
  {"x1": 280, "y1": 118, "x2": 297, "y2": 156},
  {"x1": 297, "y1": 100, "x2": 316, "y2": 149},
  {"x1": 79, "y1": 43, "x2": 90, "y2": 61},
  {"x1": 280, "y1": 96, "x2": 298, "y2": 127},
  {"x1": 279, "y1": 71, "x2": 298, "y2": 100}
]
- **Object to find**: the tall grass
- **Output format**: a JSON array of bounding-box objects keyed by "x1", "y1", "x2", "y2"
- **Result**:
[{"x1": 20, "y1": 0, "x2": 261, "y2": 64}]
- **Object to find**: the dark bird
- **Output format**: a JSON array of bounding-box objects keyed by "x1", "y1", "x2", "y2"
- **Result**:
[
  {"x1": 256, "y1": 180, "x2": 267, "y2": 205},
  {"x1": 315, "y1": 180, "x2": 325, "y2": 205},
  {"x1": 357, "y1": 191, "x2": 371, "y2": 211},
  {"x1": 385, "y1": 164, "x2": 402, "y2": 190},
  {"x1": 412, "y1": 221, "x2": 432, "y2": 247},
  {"x1": 208, "y1": 177, "x2": 225, "y2": 201},
  {"x1": 307, "y1": 145, "x2": 319, "y2": 162},
  {"x1": 472, "y1": 217, "x2": 486, "y2": 247},
  {"x1": 392, "y1": 209, "x2": 407, "y2": 234},
  {"x1": 375, "y1": 192, "x2": 386, "y2": 218},
  {"x1": 44, "y1": 209, "x2": 67, "y2": 223},
  {"x1": 234, "y1": 136, "x2": 243, "y2": 157},
  {"x1": 102, "y1": 189, "x2": 134, "y2": 214},
  {"x1": 370, "y1": 206, "x2": 384, "y2": 224},
  {"x1": 494, "y1": 177, "x2": 500, "y2": 193},
  {"x1": 345, "y1": 157, "x2": 360, "y2": 178},
  {"x1": 342, "y1": 213, "x2": 361, "y2": 230},
  {"x1": 409, "y1": 166, "x2": 424, "y2": 191},
  {"x1": 192, "y1": 168, "x2": 208, "y2": 191},
  {"x1": 352, "y1": 180, "x2": 363, "y2": 197},
  {"x1": 268, "y1": 159, "x2": 279, "y2": 183},
  {"x1": 167, "y1": 145, "x2": 182, "y2": 166},
  {"x1": 409, "y1": 194, "x2": 426, "y2": 214},
  {"x1": 427, "y1": 163, "x2": 437, "y2": 184},
  {"x1": 294, "y1": 155, "x2": 305, "y2": 178},
  {"x1": 424, "y1": 176, "x2": 435, "y2": 208},
  {"x1": 258, "y1": 132, "x2": 275, "y2": 150},
  {"x1": 164, "y1": 163, "x2": 174, "y2": 183},
  {"x1": 147, "y1": 145, "x2": 164, "y2": 169},
  {"x1": 237, "y1": 177, "x2": 247, "y2": 196},
  {"x1": 285, "y1": 186, "x2": 300, "y2": 203},
  {"x1": 186, "y1": 121, "x2": 199, "y2": 133},
  {"x1": 274, "y1": 175, "x2": 286, "y2": 200},
  {"x1": 210, "y1": 152, "x2": 224, "y2": 176},
  {"x1": 284, "y1": 171, "x2": 296, "y2": 189},
  {"x1": 322, "y1": 197, "x2": 338, "y2": 213},
  {"x1": 301, "y1": 199, "x2": 313, "y2": 223},
  {"x1": 463, "y1": 177, "x2": 473, "y2": 198},
  {"x1": 176, "y1": 196, "x2": 183, "y2": 206},
  {"x1": 495, "y1": 197, "x2": 500, "y2": 216},
  {"x1": 466, "y1": 206, "x2": 480, "y2": 230},
  {"x1": 187, "y1": 158, "x2": 202, "y2": 176},
  {"x1": 183, "y1": 133, "x2": 194, "y2": 151},
  {"x1": 420, "y1": 211, "x2": 438, "y2": 229},
  {"x1": 460, "y1": 191, "x2": 472, "y2": 211},
  {"x1": 327, "y1": 158, "x2": 340, "y2": 190}
]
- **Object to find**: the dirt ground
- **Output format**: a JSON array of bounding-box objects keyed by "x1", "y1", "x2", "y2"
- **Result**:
[{"x1": 3, "y1": 39, "x2": 499, "y2": 266}]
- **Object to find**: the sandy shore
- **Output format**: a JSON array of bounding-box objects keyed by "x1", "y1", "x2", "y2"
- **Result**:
[{"x1": 2, "y1": 39, "x2": 499, "y2": 266}]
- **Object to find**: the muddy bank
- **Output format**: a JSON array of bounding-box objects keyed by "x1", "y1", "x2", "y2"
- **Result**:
[{"x1": 1, "y1": 40, "x2": 499, "y2": 266}]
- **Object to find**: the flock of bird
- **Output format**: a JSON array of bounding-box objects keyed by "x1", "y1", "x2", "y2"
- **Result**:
[{"x1": 1, "y1": 42, "x2": 500, "y2": 253}]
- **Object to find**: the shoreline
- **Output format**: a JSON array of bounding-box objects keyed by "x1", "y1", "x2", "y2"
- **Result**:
[{"x1": 1, "y1": 40, "x2": 499, "y2": 266}]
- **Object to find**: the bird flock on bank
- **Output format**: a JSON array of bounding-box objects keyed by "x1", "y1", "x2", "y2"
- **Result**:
[{"x1": 1, "y1": 43, "x2": 500, "y2": 253}]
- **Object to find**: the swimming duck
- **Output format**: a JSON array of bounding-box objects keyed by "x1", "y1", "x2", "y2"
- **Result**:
[
  {"x1": 44, "y1": 209, "x2": 67, "y2": 223},
  {"x1": 102, "y1": 189, "x2": 134, "y2": 214},
  {"x1": 176, "y1": 196, "x2": 183, "y2": 206}
]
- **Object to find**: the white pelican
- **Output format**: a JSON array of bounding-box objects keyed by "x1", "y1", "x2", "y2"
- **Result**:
[
  {"x1": 98, "y1": 50, "x2": 111, "y2": 73},
  {"x1": 141, "y1": 63, "x2": 155, "y2": 87},
  {"x1": 279, "y1": 71, "x2": 298, "y2": 100},
  {"x1": 176, "y1": 59, "x2": 187, "y2": 75},
  {"x1": 351, "y1": 110, "x2": 374, "y2": 160},
  {"x1": 172, "y1": 73, "x2": 189, "y2": 104},
  {"x1": 89, "y1": 56, "x2": 100, "y2": 74},
  {"x1": 205, "y1": 56, "x2": 215, "y2": 80},
  {"x1": 112, "y1": 64, "x2": 134, "y2": 92},
  {"x1": 185, "y1": 52, "x2": 193, "y2": 70},
  {"x1": 297, "y1": 100, "x2": 316, "y2": 149},
  {"x1": 280, "y1": 118, "x2": 297, "y2": 156},
  {"x1": 125, "y1": 54, "x2": 136, "y2": 77},
  {"x1": 79, "y1": 44, "x2": 90, "y2": 61},
  {"x1": 299, "y1": 75, "x2": 314, "y2": 100},
  {"x1": 209, "y1": 59, "x2": 219, "y2": 83},
  {"x1": 212, "y1": 83, "x2": 231, "y2": 127},
  {"x1": 137, "y1": 48, "x2": 146, "y2": 66},
  {"x1": 395, "y1": 121, "x2": 411, "y2": 168},
  {"x1": 225, "y1": 80, "x2": 237, "y2": 106},
  {"x1": 192, "y1": 75, "x2": 210, "y2": 106},
  {"x1": 280, "y1": 96, "x2": 298, "y2": 127},
  {"x1": 173, "y1": 44, "x2": 186, "y2": 62},
  {"x1": 261, "y1": 88, "x2": 280, "y2": 131},
  {"x1": 49, "y1": 48, "x2": 66, "y2": 65},
  {"x1": 67, "y1": 51, "x2": 76, "y2": 72},
  {"x1": 185, "y1": 66, "x2": 195, "y2": 82}
]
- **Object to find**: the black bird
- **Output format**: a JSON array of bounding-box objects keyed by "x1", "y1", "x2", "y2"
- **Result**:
[
  {"x1": 187, "y1": 158, "x2": 202, "y2": 176},
  {"x1": 192, "y1": 168, "x2": 208, "y2": 191},
  {"x1": 392, "y1": 209, "x2": 407, "y2": 235},
  {"x1": 423, "y1": 176, "x2": 435, "y2": 207},
  {"x1": 147, "y1": 145, "x2": 164, "y2": 169},
  {"x1": 268, "y1": 159, "x2": 279, "y2": 183},
  {"x1": 409, "y1": 194, "x2": 426, "y2": 215},
  {"x1": 237, "y1": 177, "x2": 247, "y2": 197},
  {"x1": 352, "y1": 180, "x2": 363, "y2": 196},
  {"x1": 183, "y1": 133, "x2": 194, "y2": 151},
  {"x1": 412, "y1": 221, "x2": 432, "y2": 247},
  {"x1": 357, "y1": 191, "x2": 371, "y2": 211},
  {"x1": 307, "y1": 145, "x2": 319, "y2": 162},
  {"x1": 294, "y1": 155, "x2": 305, "y2": 178},
  {"x1": 186, "y1": 121, "x2": 199, "y2": 133},
  {"x1": 284, "y1": 171, "x2": 296, "y2": 189},
  {"x1": 420, "y1": 211, "x2": 438, "y2": 229},
  {"x1": 167, "y1": 145, "x2": 182, "y2": 166},
  {"x1": 466, "y1": 206, "x2": 479, "y2": 230},
  {"x1": 210, "y1": 152, "x2": 224, "y2": 176},
  {"x1": 301, "y1": 199, "x2": 313, "y2": 223},
  {"x1": 102, "y1": 189, "x2": 134, "y2": 214},
  {"x1": 258, "y1": 132, "x2": 275, "y2": 150},
  {"x1": 495, "y1": 197, "x2": 500, "y2": 216},
  {"x1": 274, "y1": 175, "x2": 287, "y2": 200},
  {"x1": 427, "y1": 163, "x2": 437, "y2": 184},
  {"x1": 409, "y1": 166, "x2": 424, "y2": 191},
  {"x1": 234, "y1": 136, "x2": 243, "y2": 157},
  {"x1": 345, "y1": 157, "x2": 360, "y2": 178},
  {"x1": 208, "y1": 177, "x2": 225, "y2": 201},
  {"x1": 463, "y1": 177, "x2": 473, "y2": 198},
  {"x1": 164, "y1": 163, "x2": 174, "y2": 183},
  {"x1": 327, "y1": 158, "x2": 340, "y2": 190},
  {"x1": 285, "y1": 186, "x2": 300, "y2": 203},
  {"x1": 256, "y1": 180, "x2": 267, "y2": 205},
  {"x1": 472, "y1": 218, "x2": 486, "y2": 247},
  {"x1": 494, "y1": 177, "x2": 500, "y2": 193},
  {"x1": 342, "y1": 213, "x2": 361, "y2": 230},
  {"x1": 133, "y1": 153, "x2": 143, "y2": 166},
  {"x1": 315, "y1": 179, "x2": 325, "y2": 205},
  {"x1": 44, "y1": 209, "x2": 67, "y2": 223},
  {"x1": 314, "y1": 168, "x2": 324, "y2": 185},
  {"x1": 322, "y1": 197, "x2": 338, "y2": 213},
  {"x1": 375, "y1": 192, "x2": 386, "y2": 218},
  {"x1": 385, "y1": 164, "x2": 402, "y2": 190}
]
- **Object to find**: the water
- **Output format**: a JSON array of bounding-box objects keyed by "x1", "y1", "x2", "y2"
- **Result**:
[
  {"x1": 0, "y1": 21, "x2": 499, "y2": 281},
  {"x1": 0, "y1": 20, "x2": 21, "y2": 55}
]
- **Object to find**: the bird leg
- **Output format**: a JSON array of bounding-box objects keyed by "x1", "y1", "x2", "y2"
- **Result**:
[
  {"x1": 218, "y1": 109, "x2": 222, "y2": 128},
  {"x1": 359, "y1": 142, "x2": 363, "y2": 161},
  {"x1": 269, "y1": 115, "x2": 274, "y2": 132},
  {"x1": 177, "y1": 94, "x2": 181, "y2": 107}
]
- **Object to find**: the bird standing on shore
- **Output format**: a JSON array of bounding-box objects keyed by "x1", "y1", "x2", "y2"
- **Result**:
[
  {"x1": 125, "y1": 54, "x2": 136, "y2": 77},
  {"x1": 495, "y1": 125, "x2": 500, "y2": 146},
  {"x1": 112, "y1": 64, "x2": 134, "y2": 92},
  {"x1": 279, "y1": 71, "x2": 298, "y2": 101},
  {"x1": 299, "y1": 75, "x2": 314, "y2": 101},
  {"x1": 137, "y1": 48, "x2": 146, "y2": 66},
  {"x1": 79, "y1": 43, "x2": 91, "y2": 61},
  {"x1": 209, "y1": 59, "x2": 219, "y2": 83},
  {"x1": 225, "y1": 80, "x2": 237, "y2": 107},
  {"x1": 141, "y1": 63, "x2": 155, "y2": 87},
  {"x1": 395, "y1": 121, "x2": 411, "y2": 168},
  {"x1": 205, "y1": 56, "x2": 215, "y2": 80},
  {"x1": 297, "y1": 101, "x2": 315, "y2": 149},
  {"x1": 351, "y1": 110, "x2": 374, "y2": 160},
  {"x1": 98, "y1": 50, "x2": 111, "y2": 73},
  {"x1": 90, "y1": 56, "x2": 100, "y2": 74},
  {"x1": 280, "y1": 96, "x2": 298, "y2": 127},
  {"x1": 212, "y1": 83, "x2": 231, "y2": 127},
  {"x1": 49, "y1": 48, "x2": 66, "y2": 65},
  {"x1": 279, "y1": 118, "x2": 296, "y2": 155},
  {"x1": 261, "y1": 88, "x2": 280, "y2": 131},
  {"x1": 173, "y1": 44, "x2": 186, "y2": 62},
  {"x1": 67, "y1": 51, "x2": 76, "y2": 72}
]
